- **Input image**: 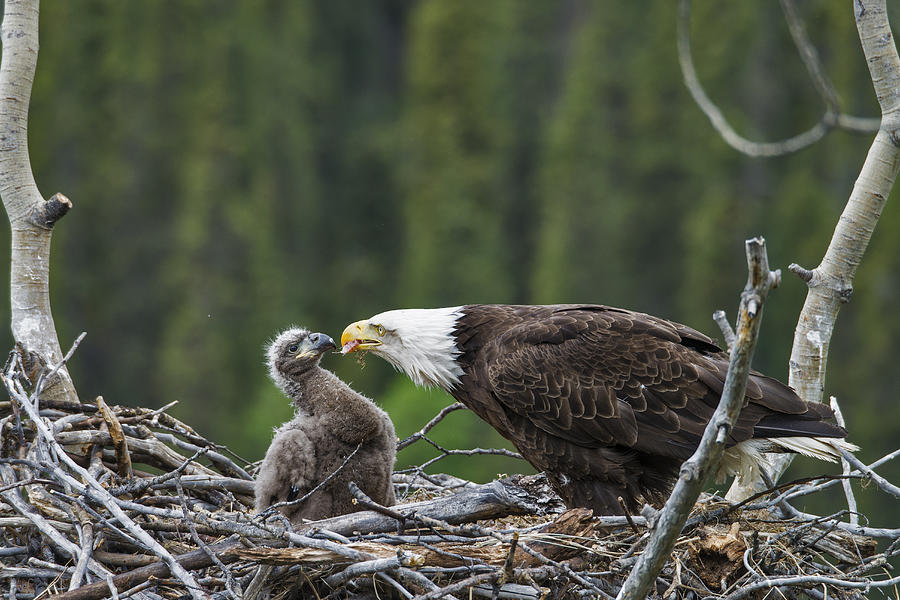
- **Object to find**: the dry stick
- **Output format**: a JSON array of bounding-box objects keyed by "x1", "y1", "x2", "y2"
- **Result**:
[
  {"x1": 151, "y1": 431, "x2": 251, "y2": 480},
  {"x1": 712, "y1": 310, "x2": 736, "y2": 352},
  {"x1": 175, "y1": 478, "x2": 240, "y2": 600},
  {"x1": 348, "y1": 484, "x2": 601, "y2": 599},
  {"x1": 419, "y1": 436, "x2": 523, "y2": 462},
  {"x1": 7, "y1": 376, "x2": 207, "y2": 600},
  {"x1": 829, "y1": 396, "x2": 859, "y2": 525},
  {"x1": 68, "y1": 518, "x2": 94, "y2": 591},
  {"x1": 378, "y1": 572, "x2": 415, "y2": 599},
  {"x1": 54, "y1": 430, "x2": 219, "y2": 478},
  {"x1": 721, "y1": 571, "x2": 900, "y2": 600},
  {"x1": 30, "y1": 332, "x2": 87, "y2": 403},
  {"x1": 838, "y1": 447, "x2": 900, "y2": 500},
  {"x1": 0, "y1": 466, "x2": 116, "y2": 587},
  {"x1": 323, "y1": 555, "x2": 413, "y2": 588},
  {"x1": 411, "y1": 513, "x2": 610, "y2": 599},
  {"x1": 616, "y1": 237, "x2": 780, "y2": 600},
  {"x1": 414, "y1": 572, "x2": 499, "y2": 600},
  {"x1": 398, "y1": 402, "x2": 466, "y2": 450},
  {"x1": 46, "y1": 539, "x2": 243, "y2": 600},
  {"x1": 96, "y1": 396, "x2": 132, "y2": 478},
  {"x1": 780, "y1": 447, "x2": 900, "y2": 505},
  {"x1": 108, "y1": 447, "x2": 210, "y2": 497}
]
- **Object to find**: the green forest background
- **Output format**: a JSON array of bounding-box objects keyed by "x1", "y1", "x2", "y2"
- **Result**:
[{"x1": 2, "y1": 1, "x2": 898, "y2": 518}]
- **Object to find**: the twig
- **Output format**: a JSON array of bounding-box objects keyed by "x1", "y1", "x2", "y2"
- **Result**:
[
  {"x1": 105, "y1": 575, "x2": 121, "y2": 600},
  {"x1": 175, "y1": 478, "x2": 240, "y2": 599},
  {"x1": 108, "y1": 448, "x2": 210, "y2": 497},
  {"x1": 414, "y1": 572, "x2": 499, "y2": 600},
  {"x1": 68, "y1": 515, "x2": 94, "y2": 591},
  {"x1": 378, "y1": 572, "x2": 414, "y2": 599},
  {"x1": 32, "y1": 332, "x2": 87, "y2": 400},
  {"x1": 830, "y1": 397, "x2": 859, "y2": 525},
  {"x1": 398, "y1": 402, "x2": 466, "y2": 450},
  {"x1": 721, "y1": 572, "x2": 900, "y2": 600},
  {"x1": 616, "y1": 237, "x2": 780, "y2": 600},
  {"x1": 617, "y1": 497, "x2": 640, "y2": 535},
  {"x1": 349, "y1": 480, "x2": 414, "y2": 531},
  {"x1": 677, "y1": 0, "x2": 876, "y2": 158},
  {"x1": 712, "y1": 310, "x2": 735, "y2": 352},
  {"x1": 838, "y1": 447, "x2": 900, "y2": 500},
  {"x1": 0, "y1": 464, "x2": 113, "y2": 583},
  {"x1": 258, "y1": 443, "x2": 362, "y2": 520},
  {"x1": 96, "y1": 396, "x2": 132, "y2": 478}
]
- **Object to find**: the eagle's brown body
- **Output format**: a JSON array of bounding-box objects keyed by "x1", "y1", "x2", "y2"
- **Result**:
[
  {"x1": 447, "y1": 305, "x2": 843, "y2": 511},
  {"x1": 342, "y1": 304, "x2": 851, "y2": 514}
]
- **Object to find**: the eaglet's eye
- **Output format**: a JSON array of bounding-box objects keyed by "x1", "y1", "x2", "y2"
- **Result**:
[
  {"x1": 376, "y1": 325, "x2": 386, "y2": 336},
  {"x1": 288, "y1": 344, "x2": 299, "y2": 353}
]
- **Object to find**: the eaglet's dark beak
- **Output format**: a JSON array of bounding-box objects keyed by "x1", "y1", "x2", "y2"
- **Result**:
[{"x1": 301, "y1": 332, "x2": 337, "y2": 357}]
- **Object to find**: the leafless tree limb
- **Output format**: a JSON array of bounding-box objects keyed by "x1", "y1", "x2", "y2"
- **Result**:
[
  {"x1": 740, "y1": 0, "x2": 900, "y2": 495},
  {"x1": 678, "y1": 0, "x2": 878, "y2": 158},
  {"x1": 616, "y1": 237, "x2": 780, "y2": 600},
  {"x1": 829, "y1": 396, "x2": 859, "y2": 525}
]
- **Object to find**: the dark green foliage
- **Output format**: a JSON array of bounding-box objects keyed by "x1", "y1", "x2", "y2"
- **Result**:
[{"x1": 0, "y1": 1, "x2": 896, "y2": 519}]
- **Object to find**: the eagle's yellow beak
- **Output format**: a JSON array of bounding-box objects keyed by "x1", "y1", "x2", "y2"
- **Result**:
[{"x1": 340, "y1": 320, "x2": 383, "y2": 354}]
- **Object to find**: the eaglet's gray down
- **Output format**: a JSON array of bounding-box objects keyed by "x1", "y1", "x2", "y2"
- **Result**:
[{"x1": 254, "y1": 327, "x2": 397, "y2": 523}]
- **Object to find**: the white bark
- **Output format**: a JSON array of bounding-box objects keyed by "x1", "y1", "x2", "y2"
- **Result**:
[
  {"x1": 0, "y1": 0, "x2": 77, "y2": 403},
  {"x1": 728, "y1": 0, "x2": 900, "y2": 499}
]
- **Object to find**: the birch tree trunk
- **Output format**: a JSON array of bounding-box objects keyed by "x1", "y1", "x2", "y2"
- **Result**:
[
  {"x1": 0, "y1": 0, "x2": 77, "y2": 403},
  {"x1": 728, "y1": 0, "x2": 900, "y2": 499}
]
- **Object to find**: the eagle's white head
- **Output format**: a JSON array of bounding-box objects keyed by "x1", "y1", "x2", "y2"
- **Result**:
[{"x1": 340, "y1": 307, "x2": 465, "y2": 390}]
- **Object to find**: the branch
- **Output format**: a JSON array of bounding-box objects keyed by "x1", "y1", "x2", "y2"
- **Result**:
[
  {"x1": 830, "y1": 396, "x2": 859, "y2": 525},
  {"x1": 616, "y1": 237, "x2": 780, "y2": 600},
  {"x1": 677, "y1": 0, "x2": 877, "y2": 158},
  {"x1": 742, "y1": 0, "x2": 900, "y2": 493},
  {"x1": 712, "y1": 309, "x2": 736, "y2": 352},
  {"x1": 303, "y1": 474, "x2": 564, "y2": 538},
  {"x1": 398, "y1": 402, "x2": 466, "y2": 450}
]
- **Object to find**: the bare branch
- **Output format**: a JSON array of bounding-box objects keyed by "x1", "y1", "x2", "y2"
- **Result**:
[
  {"x1": 712, "y1": 310, "x2": 735, "y2": 352},
  {"x1": 749, "y1": 0, "x2": 900, "y2": 493},
  {"x1": 616, "y1": 237, "x2": 779, "y2": 600},
  {"x1": 677, "y1": 0, "x2": 877, "y2": 159},
  {"x1": 7, "y1": 378, "x2": 207, "y2": 600},
  {"x1": 838, "y1": 447, "x2": 900, "y2": 500},
  {"x1": 830, "y1": 397, "x2": 859, "y2": 525},
  {"x1": 398, "y1": 402, "x2": 466, "y2": 450}
]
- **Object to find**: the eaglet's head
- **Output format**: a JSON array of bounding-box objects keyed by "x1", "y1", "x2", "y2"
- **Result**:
[{"x1": 266, "y1": 328, "x2": 337, "y2": 384}]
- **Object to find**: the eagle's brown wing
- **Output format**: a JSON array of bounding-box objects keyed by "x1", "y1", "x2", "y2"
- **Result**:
[{"x1": 478, "y1": 305, "x2": 832, "y2": 460}]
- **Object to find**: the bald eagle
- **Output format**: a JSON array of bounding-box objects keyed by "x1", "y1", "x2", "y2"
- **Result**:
[
  {"x1": 341, "y1": 304, "x2": 856, "y2": 514},
  {"x1": 255, "y1": 328, "x2": 397, "y2": 523}
]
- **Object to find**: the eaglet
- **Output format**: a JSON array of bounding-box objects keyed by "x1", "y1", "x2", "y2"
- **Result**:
[{"x1": 255, "y1": 327, "x2": 397, "y2": 523}]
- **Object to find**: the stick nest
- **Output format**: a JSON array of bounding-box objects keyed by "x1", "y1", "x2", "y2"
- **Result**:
[{"x1": 0, "y1": 357, "x2": 894, "y2": 600}]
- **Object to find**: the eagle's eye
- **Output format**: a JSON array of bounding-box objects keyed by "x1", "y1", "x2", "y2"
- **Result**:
[
  {"x1": 288, "y1": 344, "x2": 299, "y2": 353},
  {"x1": 376, "y1": 325, "x2": 386, "y2": 336}
]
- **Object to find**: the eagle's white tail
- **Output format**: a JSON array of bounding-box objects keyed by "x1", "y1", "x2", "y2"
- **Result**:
[
  {"x1": 720, "y1": 436, "x2": 859, "y2": 491},
  {"x1": 769, "y1": 436, "x2": 860, "y2": 462}
]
